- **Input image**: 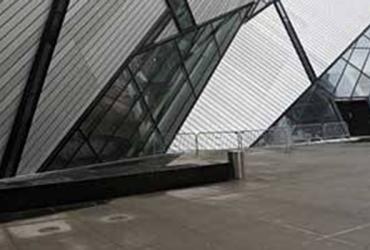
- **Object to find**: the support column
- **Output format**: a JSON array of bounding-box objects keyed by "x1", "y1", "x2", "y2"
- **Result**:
[
  {"x1": 0, "y1": 0, "x2": 70, "y2": 178},
  {"x1": 274, "y1": 0, "x2": 317, "y2": 83}
]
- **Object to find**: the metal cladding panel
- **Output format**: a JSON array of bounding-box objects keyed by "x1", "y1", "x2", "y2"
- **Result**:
[
  {"x1": 0, "y1": 0, "x2": 52, "y2": 166},
  {"x1": 284, "y1": 0, "x2": 370, "y2": 75},
  {"x1": 187, "y1": 0, "x2": 255, "y2": 24},
  {"x1": 176, "y1": 6, "x2": 311, "y2": 147},
  {"x1": 17, "y1": 0, "x2": 167, "y2": 175}
]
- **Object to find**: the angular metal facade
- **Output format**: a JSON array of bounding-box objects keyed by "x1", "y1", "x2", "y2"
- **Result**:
[
  {"x1": 176, "y1": 5, "x2": 311, "y2": 147},
  {"x1": 1, "y1": 0, "x2": 370, "y2": 176},
  {"x1": 39, "y1": 2, "x2": 258, "y2": 172},
  {"x1": 321, "y1": 27, "x2": 370, "y2": 100},
  {"x1": 284, "y1": 0, "x2": 370, "y2": 75},
  {"x1": 175, "y1": 0, "x2": 370, "y2": 149},
  {"x1": 0, "y1": 0, "x2": 52, "y2": 169},
  {"x1": 17, "y1": 0, "x2": 168, "y2": 175}
]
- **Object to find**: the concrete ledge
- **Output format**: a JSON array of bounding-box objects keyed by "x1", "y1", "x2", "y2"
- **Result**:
[{"x1": 0, "y1": 156, "x2": 233, "y2": 214}]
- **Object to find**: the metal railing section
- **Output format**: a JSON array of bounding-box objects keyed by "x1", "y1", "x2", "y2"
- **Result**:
[{"x1": 167, "y1": 122, "x2": 350, "y2": 155}]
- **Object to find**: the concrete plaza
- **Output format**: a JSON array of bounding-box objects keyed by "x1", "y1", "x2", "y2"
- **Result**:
[{"x1": 1, "y1": 142, "x2": 370, "y2": 249}]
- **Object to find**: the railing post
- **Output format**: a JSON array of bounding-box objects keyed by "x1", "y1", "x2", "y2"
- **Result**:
[
  {"x1": 195, "y1": 133, "x2": 200, "y2": 156},
  {"x1": 322, "y1": 123, "x2": 326, "y2": 141},
  {"x1": 239, "y1": 131, "x2": 244, "y2": 151},
  {"x1": 236, "y1": 131, "x2": 243, "y2": 150},
  {"x1": 285, "y1": 126, "x2": 292, "y2": 153}
]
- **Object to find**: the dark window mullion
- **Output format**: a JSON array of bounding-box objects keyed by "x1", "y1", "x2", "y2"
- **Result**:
[
  {"x1": 77, "y1": 129, "x2": 103, "y2": 163},
  {"x1": 211, "y1": 11, "x2": 243, "y2": 56},
  {"x1": 84, "y1": 77, "x2": 132, "y2": 138},
  {"x1": 62, "y1": 130, "x2": 91, "y2": 169},
  {"x1": 128, "y1": 126, "x2": 157, "y2": 157},
  {"x1": 150, "y1": 42, "x2": 196, "y2": 130},
  {"x1": 243, "y1": 0, "x2": 259, "y2": 21},
  {"x1": 100, "y1": 111, "x2": 151, "y2": 159},
  {"x1": 150, "y1": 43, "x2": 196, "y2": 145},
  {"x1": 343, "y1": 56, "x2": 370, "y2": 79},
  {"x1": 182, "y1": 26, "x2": 217, "y2": 75},
  {"x1": 174, "y1": 38, "x2": 197, "y2": 95},
  {"x1": 210, "y1": 22, "x2": 223, "y2": 56},
  {"x1": 96, "y1": 61, "x2": 167, "y2": 155},
  {"x1": 126, "y1": 67, "x2": 164, "y2": 151},
  {"x1": 94, "y1": 69, "x2": 147, "y2": 155}
]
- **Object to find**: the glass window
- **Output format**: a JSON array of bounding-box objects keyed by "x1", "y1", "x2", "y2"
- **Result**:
[
  {"x1": 158, "y1": 82, "x2": 193, "y2": 136},
  {"x1": 80, "y1": 70, "x2": 131, "y2": 135},
  {"x1": 164, "y1": 93, "x2": 196, "y2": 146},
  {"x1": 144, "y1": 15, "x2": 172, "y2": 46},
  {"x1": 188, "y1": 39, "x2": 220, "y2": 93},
  {"x1": 141, "y1": 131, "x2": 164, "y2": 156},
  {"x1": 355, "y1": 36, "x2": 370, "y2": 49},
  {"x1": 213, "y1": 12, "x2": 241, "y2": 53},
  {"x1": 132, "y1": 42, "x2": 182, "y2": 91},
  {"x1": 335, "y1": 64, "x2": 361, "y2": 98},
  {"x1": 179, "y1": 25, "x2": 214, "y2": 73},
  {"x1": 342, "y1": 49, "x2": 353, "y2": 61},
  {"x1": 177, "y1": 30, "x2": 199, "y2": 58},
  {"x1": 67, "y1": 142, "x2": 100, "y2": 169},
  {"x1": 362, "y1": 57, "x2": 370, "y2": 77},
  {"x1": 88, "y1": 81, "x2": 140, "y2": 153},
  {"x1": 353, "y1": 74, "x2": 370, "y2": 97},
  {"x1": 256, "y1": 85, "x2": 346, "y2": 146},
  {"x1": 48, "y1": 131, "x2": 86, "y2": 171},
  {"x1": 348, "y1": 49, "x2": 368, "y2": 70},
  {"x1": 99, "y1": 100, "x2": 148, "y2": 160},
  {"x1": 148, "y1": 69, "x2": 189, "y2": 120},
  {"x1": 126, "y1": 114, "x2": 155, "y2": 157},
  {"x1": 321, "y1": 59, "x2": 346, "y2": 93},
  {"x1": 133, "y1": 41, "x2": 187, "y2": 120}
]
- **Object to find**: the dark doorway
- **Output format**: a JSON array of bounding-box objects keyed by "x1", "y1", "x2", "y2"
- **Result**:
[{"x1": 336, "y1": 100, "x2": 370, "y2": 136}]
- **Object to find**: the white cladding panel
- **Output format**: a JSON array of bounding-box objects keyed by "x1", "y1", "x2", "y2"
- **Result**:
[
  {"x1": 284, "y1": 0, "x2": 370, "y2": 75},
  {"x1": 18, "y1": 0, "x2": 167, "y2": 175},
  {"x1": 0, "y1": 0, "x2": 52, "y2": 165},
  {"x1": 187, "y1": 0, "x2": 255, "y2": 24},
  {"x1": 175, "y1": 6, "x2": 311, "y2": 148}
]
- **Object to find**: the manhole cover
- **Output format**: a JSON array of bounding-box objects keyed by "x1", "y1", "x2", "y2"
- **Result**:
[
  {"x1": 100, "y1": 214, "x2": 134, "y2": 223},
  {"x1": 38, "y1": 226, "x2": 61, "y2": 234},
  {"x1": 8, "y1": 220, "x2": 71, "y2": 238}
]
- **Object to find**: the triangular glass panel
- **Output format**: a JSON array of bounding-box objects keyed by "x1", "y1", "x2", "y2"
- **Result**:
[
  {"x1": 335, "y1": 63, "x2": 361, "y2": 98},
  {"x1": 348, "y1": 48, "x2": 368, "y2": 70},
  {"x1": 355, "y1": 36, "x2": 370, "y2": 49},
  {"x1": 353, "y1": 73, "x2": 370, "y2": 98}
]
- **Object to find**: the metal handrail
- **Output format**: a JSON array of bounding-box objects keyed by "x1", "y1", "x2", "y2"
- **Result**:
[{"x1": 168, "y1": 122, "x2": 350, "y2": 155}]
